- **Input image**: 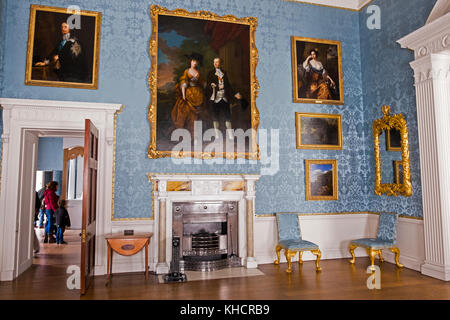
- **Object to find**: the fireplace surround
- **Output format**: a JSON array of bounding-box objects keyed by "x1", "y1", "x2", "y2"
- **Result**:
[{"x1": 147, "y1": 174, "x2": 260, "y2": 274}]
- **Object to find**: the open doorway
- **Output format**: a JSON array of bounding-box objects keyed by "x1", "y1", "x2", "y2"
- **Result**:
[
  {"x1": 33, "y1": 134, "x2": 84, "y2": 271},
  {"x1": 0, "y1": 98, "x2": 121, "y2": 288}
]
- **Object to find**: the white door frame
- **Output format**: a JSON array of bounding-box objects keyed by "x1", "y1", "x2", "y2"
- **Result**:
[{"x1": 0, "y1": 98, "x2": 122, "y2": 281}]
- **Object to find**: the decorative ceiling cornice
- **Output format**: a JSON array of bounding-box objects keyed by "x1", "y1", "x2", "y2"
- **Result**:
[
  {"x1": 397, "y1": 12, "x2": 450, "y2": 58},
  {"x1": 283, "y1": 0, "x2": 373, "y2": 11},
  {"x1": 427, "y1": 0, "x2": 450, "y2": 24}
]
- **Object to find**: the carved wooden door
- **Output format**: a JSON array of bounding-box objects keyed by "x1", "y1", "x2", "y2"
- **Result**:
[{"x1": 80, "y1": 119, "x2": 98, "y2": 295}]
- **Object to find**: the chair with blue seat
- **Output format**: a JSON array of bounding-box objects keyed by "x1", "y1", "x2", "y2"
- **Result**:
[
  {"x1": 349, "y1": 212, "x2": 403, "y2": 268},
  {"x1": 274, "y1": 213, "x2": 322, "y2": 273}
]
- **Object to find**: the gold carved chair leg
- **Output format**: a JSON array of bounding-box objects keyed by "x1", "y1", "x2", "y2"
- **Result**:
[
  {"x1": 311, "y1": 249, "x2": 322, "y2": 272},
  {"x1": 284, "y1": 250, "x2": 296, "y2": 273},
  {"x1": 298, "y1": 251, "x2": 303, "y2": 264},
  {"x1": 378, "y1": 250, "x2": 384, "y2": 263},
  {"x1": 367, "y1": 248, "x2": 378, "y2": 267},
  {"x1": 274, "y1": 245, "x2": 282, "y2": 265},
  {"x1": 390, "y1": 247, "x2": 404, "y2": 268},
  {"x1": 349, "y1": 244, "x2": 357, "y2": 264}
]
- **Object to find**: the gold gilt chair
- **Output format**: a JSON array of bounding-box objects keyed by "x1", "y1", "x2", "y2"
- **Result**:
[
  {"x1": 349, "y1": 212, "x2": 403, "y2": 268},
  {"x1": 274, "y1": 213, "x2": 322, "y2": 273}
]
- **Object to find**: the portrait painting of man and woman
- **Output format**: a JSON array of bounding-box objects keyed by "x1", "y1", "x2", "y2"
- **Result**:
[
  {"x1": 148, "y1": 6, "x2": 259, "y2": 159},
  {"x1": 291, "y1": 36, "x2": 344, "y2": 105},
  {"x1": 25, "y1": 5, "x2": 101, "y2": 89}
]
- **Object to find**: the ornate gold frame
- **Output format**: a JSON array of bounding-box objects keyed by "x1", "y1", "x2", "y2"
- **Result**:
[
  {"x1": 305, "y1": 159, "x2": 338, "y2": 201},
  {"x1": 25, "y1": 5, "x2": 101, "y2": 89},
  {"x1": 373, "y1": 106, "x2": 412, "y2": 196},
  {"x1": 147, "y1": 5, "x2": 260, "y2": 160},
  {"x1": 291, "y1": 36, "x2": 344, "y2": 105},
  {"x1": 295, "y1": 112, "x2": 342, "y2": 150}
]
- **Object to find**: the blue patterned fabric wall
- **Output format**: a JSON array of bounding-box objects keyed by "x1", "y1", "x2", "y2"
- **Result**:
[
  {"x1": 0, "y1": 0, "x2": 402, "y2": 219},
  {"x1": 0, "y1": 0, "x2": 5, "y2": 96},
  {"x1": 359, "y1": 0, "x2": 437, "y2": 218},
  {"x1": 0, "y1": 1, "x2": 438, "y2": 219},
  {"x1": 0, "y1": 0, "x2": 6, "y2": 161},
  {"x1": 37, "y1": 137, "x2": 63, "y2": 171}
]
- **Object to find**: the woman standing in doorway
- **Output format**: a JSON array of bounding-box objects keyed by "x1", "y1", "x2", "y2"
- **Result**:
[{"x1": 43, "y1": 181, "x2": 59, "y2": 243}]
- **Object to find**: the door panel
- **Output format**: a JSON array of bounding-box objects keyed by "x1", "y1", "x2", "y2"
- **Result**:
[
  {"x1": 80, "y1": 119, "x2": 99, "y2": 295},
  {"x1": 16, "y1": 131, "x2": 38, "y2": 277}
]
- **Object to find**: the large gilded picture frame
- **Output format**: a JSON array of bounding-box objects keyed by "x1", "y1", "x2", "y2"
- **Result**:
[
  {"x1": 305, "y1": 159, "x2": 338, "y2": 201},
  {"x1": 295, "y1": 112, "x2": 343, "y2": 150},
  {"x1": 25, "y1": 5, "x2": 101, "y2": 89},
  {"x1": 148, "y1": 5, "x2": 260, "y2": 159},
  {"x1": 291, "y1": 36, "x2": 344, "y2": 105}
]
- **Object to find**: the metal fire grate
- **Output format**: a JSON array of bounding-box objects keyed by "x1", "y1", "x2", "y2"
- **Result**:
[
  {"x1": 191, "y1": 230, "x2": 219, "y2": 249},
  {"x1": 173, "y1": 201, "x2": 240, "y2": 271}
]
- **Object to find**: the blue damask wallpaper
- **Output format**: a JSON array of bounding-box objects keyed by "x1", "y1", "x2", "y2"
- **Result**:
[
  {"x1": 359, "y1": 0, "x2": 437, "y2": 218},
  {"x1": 0, "y1": 0, "x2": 436, "y2": 219},
  {"x1": 37, "y1": 137, "x2": 63, "y2": 171},
  {"x1": 0, "y1": 0, "x2": 5, "y2": 157}
]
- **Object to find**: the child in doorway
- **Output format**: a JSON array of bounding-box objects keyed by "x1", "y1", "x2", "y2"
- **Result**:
[{"x1": 55, "y1": 199, "x2": 71, "y2": 245}]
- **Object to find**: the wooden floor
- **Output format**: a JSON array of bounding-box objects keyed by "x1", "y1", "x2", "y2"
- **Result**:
[{"x1": 1, "y1": 229, "x2": 450, "y2": 300}]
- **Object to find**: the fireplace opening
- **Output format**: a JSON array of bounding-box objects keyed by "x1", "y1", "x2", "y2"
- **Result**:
[{"x1": 172, "y1": 201, "x2": 239, "y2": 271}]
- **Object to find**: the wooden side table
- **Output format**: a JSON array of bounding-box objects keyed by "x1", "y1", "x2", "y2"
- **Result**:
[{"x1": 104, "y1": 232, "x2": 153, "y2": 285}]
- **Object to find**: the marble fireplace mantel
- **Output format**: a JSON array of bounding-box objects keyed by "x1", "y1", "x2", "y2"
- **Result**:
[{"x1": 147, "y1": 174, "x2": 260, "y2": 274}]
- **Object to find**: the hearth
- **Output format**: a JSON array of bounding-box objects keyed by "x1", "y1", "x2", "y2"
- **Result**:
[{"x1": 172, "y1": 201, "x2": 239, "y2": 271}]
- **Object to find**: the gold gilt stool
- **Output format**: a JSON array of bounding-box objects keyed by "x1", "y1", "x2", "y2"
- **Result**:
[{"x1": 274, "y1": 213, "x2": 322, "y2": 273}]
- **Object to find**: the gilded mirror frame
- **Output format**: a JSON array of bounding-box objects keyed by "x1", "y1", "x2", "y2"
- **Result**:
[
  {"x1": 373, "y1": 105, "x2": 412, "y2": 197},
  {"x1": 147, "y1": 5, "x2": 260, "y2": 160}
]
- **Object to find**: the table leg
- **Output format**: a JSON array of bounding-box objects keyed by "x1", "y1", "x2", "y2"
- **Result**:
[
  {"x1": 106, "y1": 243, "x2": 111, "y2": 286},
  {"x1": 110, "y1": 246, "x2": 113, "y2": 277},
  {"x1": 145, "y1": 240, "x2": 149, "y2": 280}
]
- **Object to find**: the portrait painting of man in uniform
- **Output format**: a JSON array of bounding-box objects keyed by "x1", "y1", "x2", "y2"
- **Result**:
[
  {"x1": 148, "y1": 5, "x2": 259, "y2": 159},
  {"x1": 25, "y1": 5, "x2": 101, "y2": 89},
  {"x1": 291, "y1": 36, "x2": 344, "y2": 105}
]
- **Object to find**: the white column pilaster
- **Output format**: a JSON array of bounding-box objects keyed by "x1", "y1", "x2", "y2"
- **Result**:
[
  {"x1": 397, "y1": 8, "x2": 450, "y2": 280},
  {"x1": 244, "y1": 178, "x2": 257, "y2": 268},
  {"x1": 156, "y1": 179, "x2": 169, "y2": 274},
  {"x1": 410, "y1": 53, "x2": 450, "y2": 280}
]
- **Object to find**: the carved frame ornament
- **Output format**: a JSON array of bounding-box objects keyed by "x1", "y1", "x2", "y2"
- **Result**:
[
  {"x1": 147, "y1": 5, "x2": 260, "y2": 160},
  {"x1": 373, "y1": 105, "x2": 412, "y2": 197}
]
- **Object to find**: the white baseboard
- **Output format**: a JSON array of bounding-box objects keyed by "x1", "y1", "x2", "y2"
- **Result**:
[
  {"x1": 256, "y1": 248, "x2": 370, "y2": 266},
  {"x1": 254, "y1": 214, "x2": 425, "y2": 272},
  {"x1": 421, "y1": 262, "x2": 450, "y2": 281},
  {"x1": 17, "y1": 259, "x2": 33, "y2": 278},
  {"x1": 92, "y1": 213, "x2": 426, "y2": 277},
  {"x1": 383, "y1": 251, "x2": 423, "y2": 271},
  {"x1": 0, "y1": 270, "x2": 14, "y2": 281}
]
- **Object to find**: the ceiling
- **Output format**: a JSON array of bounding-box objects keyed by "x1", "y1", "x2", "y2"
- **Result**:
[{"x1": 285, "y1": 0, "x2": 374, "y2": 11}]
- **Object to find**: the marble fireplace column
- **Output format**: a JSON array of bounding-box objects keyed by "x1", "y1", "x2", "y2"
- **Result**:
[
  {"x1": 156, "y1": 180, "x2": 169, "y2": 274},
  {"x1": 245, "y1": 179, "x2": 258, "y2": 268}
]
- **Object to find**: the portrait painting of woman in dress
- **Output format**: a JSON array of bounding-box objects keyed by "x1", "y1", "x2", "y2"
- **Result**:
[
  {"x1": 171, "y1": 54, "x2": 206, "y2": 138},
  {"x1": 291, "y1": 36, "x2": 344, "y2": 105},
  {"x1": 148, "y1": 5, "x2": 259, "y2": 159}
]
